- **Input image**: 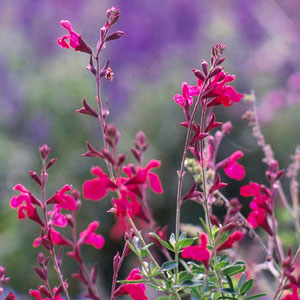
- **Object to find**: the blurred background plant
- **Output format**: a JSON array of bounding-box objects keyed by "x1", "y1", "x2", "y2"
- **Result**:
[{"x1": 1, "y1": 0, "x2": 300, "y2": 298}]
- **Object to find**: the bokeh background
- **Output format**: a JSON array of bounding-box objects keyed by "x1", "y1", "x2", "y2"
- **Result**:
[{"x1": 1, "y1": 0, "x2": 300, "y2": 298}]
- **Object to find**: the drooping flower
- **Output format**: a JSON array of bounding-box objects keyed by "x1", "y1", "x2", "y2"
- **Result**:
[
  {"x1": 174, "y1": 82, "x2": 195, "y2": 107},
  {"x1": 48, "y1": 205, "x2": 68, "y2": 227},
  {"x1": 217, "y1": 231, "x2": 244, "y2": 251},
  {"x1": 181, "y1": 232, "x2": 210, "y2": 269},
  {"x1": 83, "y1": 166, "x2": 116, "y2": 201},
  {"x1": 30, "y1": 285, "x2": 65, "y2": 300},
  {"x1": 114, "y1": 269, "x2": 148, "y2": 300},
  {"x1": 223, "y1": 151, "x2": 246, "y2": 181},
  {"x1": 33, "y1": 227, "x2": 72, "y2": 248},
  {"x1": 58, "y1": 20, "x2": 92, "y2": 54},
  {"x1": 240, "y1": 182, "x2": 273, "y2": 235},
  {"x1": 79, "y1": 221, "x2": 105, "y2": 249}
]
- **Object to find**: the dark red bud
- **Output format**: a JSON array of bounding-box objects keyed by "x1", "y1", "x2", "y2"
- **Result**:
[
  {"x1": 201, "y1": 60, "x2": 209, "y2": 76},
  {"x1": 113, "y1": 252, "x2": 121, "y2": 273},
  {"x1": 208, "y1": 66, "x2": 223, "y2": 78},
  {"x1": 34, "y1": 266, "x2": 46, "y2": 280},
  {"x1": 86, "y1": 55, "x2": 96, "y2": 75},
  {"x1": 101, "y1": 149, "x2": 115, "y2": 165},
  {"x1": 216, "y1": 57, "x2": 226, "y2": 66},
  {"x1": 76, "y1": 98, "x2": 98, "y2": 118},
  {"x1": 29, "y1": 171, "x2": 41, "y2": 186},
  {"x1": 39, "y1": 144, "x2": 50, "y2": 160},
  {"x1": 54, "y1": 284, "x2": 64, "y2": 297},
  {"x1": 39, "y1": 285, "x2": 52, "y2": 298},
  {"x1": 117, "y1": 153, "x2": 126, "y2": 166},
  {"x1": 192, "y1": 68, "x2": 206, "y2": 81},
  {"x1": 105, "y1": 31, "x2": 124, "y2": 42}
]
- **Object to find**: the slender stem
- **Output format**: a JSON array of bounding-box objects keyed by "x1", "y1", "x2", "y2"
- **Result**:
[
  {"x1": 199, "y1": 101, "x2": 212, "y2": 236},
  {"x1": 174, "y1": 80, "x2": 209, "y2": 283},
  {"x1": 50, "y1": 249, "x2": 71, "y2": 300}
]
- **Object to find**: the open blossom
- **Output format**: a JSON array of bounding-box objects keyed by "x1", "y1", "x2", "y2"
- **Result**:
[
  {"x1": 282, "y1": 284, "x2": 300, "y2": 300},
  {"x1": 174, "y1": 82, "x2": 195, "y2": 107},
  {"x1": 48, "y1": 205, "x2": 68, "y2": 227},
  {"x1": 83, "y1": 166, "x2": 116, "y2": 201},
  {"x1": 114, "y1": 269, "x2": 148, "y2": 300},
  {"x1": 124, "y1": 160, "x2": 164, "y2": 194},
  {"x1": 181, "y1": 233, "x2": 210, "y2": 269},
  {"x1": 223, "y1": 151, "x2": 245, "y2": 181},
  {"x1": 217, "y1": 231, "x2": 244, "y2": 251},
  {"x1": 58, "y1": 20, "x2": 92, "y2": 54},
  {"x1": 79, "y1": 221, "x2": 105, "y2": 249},
  {"x1": 33, "y1": 227, "x2": 73, "y2": 247},
  {"x1": 30, "y1": 286, "x2": 65, "y2": 300},
  {"x1": 240, "y1": 182, "x2": 273, "y2": 235},
  {"x1": 48, "y1": 185, "x2": 77, "y2": 210},
  {"x1": 190, "y1": 71, "x2": 243, "y2": 107}
]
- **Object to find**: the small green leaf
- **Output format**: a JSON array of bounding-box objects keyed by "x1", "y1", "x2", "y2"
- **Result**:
[
  {"x1": 226, "y1": 275, "x2": 234, "y2": 293},
  {"x1": 149, "y1": 233, "x2": 174, "y2": 251},
  {"x1": 140, "y1": 249, "x2": 148, "y2": 258},
  {"x1": 177, "y1": 237, "x2": 197, "y2": 250},
  {"x1": 222, "y1": 263, "x2": 246, "y2": 276},
  {"x1": 239, "y1": 279, "x2": 253, "y2": 295},
  {"x1": 244, "y1": 294, "x2": 266, "y2": 300},
  {"x1": 156, "y1": 297, "x2": 169, "y2": 300},
  {"x1": 169, "y1": 233, "x2": 176, "y2": 247},
  {"x1": 238, "y1": 273, "x2": 246, "y2": 292},
  {"x1": 199, "y1": 218, "x2": 212, "y2": 238},
  {"x1": 160, "y1": 260, "x2": 178, "y2": 271},
  {"x1": 179, "y1": 232, "x2": 187, "y2": 240},
  {"x1": 174, "y1": 280, "x2": 203, "y2": 288},
  {"x1": 215, "y1": 261, "x2": 229, "y2": 271},
  {"x1": 117, "y1": 279, "x2": 147, "y2": 284}
]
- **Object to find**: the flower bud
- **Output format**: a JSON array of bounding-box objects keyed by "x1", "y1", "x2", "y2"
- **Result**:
[{"x1": 39, "y1": 144, "x2": 50, "y2": 160}]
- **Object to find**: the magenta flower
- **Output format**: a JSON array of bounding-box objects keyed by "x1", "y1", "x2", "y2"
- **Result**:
[
  {"x1": 114, "y1": 268, "x2": 148, "y2": 300},
  {"x1": 124, "y1": 160, "x2": 164, "y2": 194},
  {"x1": 181, "y1": 233, "x2": 210, "y2": 269},
  {"x1": 217, "y1": 231, "x2": 243, "y2": 251},
  {"x1": 48, "y1": 185, "x2": 77, "y2": 210},
  {"x1": 58, "y1": 20, "x2": 92, "y2": 54},
  {"x1": 83, "y1": 166, "x2": 116, "y2": 201},
  {"x1": 223, "y1": 151, "x2": 246, "y2": 181},
  {"x1": 48, "y1": 205, "x2": 68, "y2": 227},
  {"x1": 30, "y1": 286, "x2": 65, "y2": 300},
  {"x1": 240, "y1": 182, "x2": 273, "y2": 235},
  {"x1": 33, "y1": 228, "x2": 72, "y2": 248},
  {"x1": 282, "y1": 284, "x2": 300, "y2": 300},
  {"x1": 174, "y1": 82, "x2": 194, "y2": 107},
  {"x1": 79, "y1": 221, "x2": 105, "y2": 249}
]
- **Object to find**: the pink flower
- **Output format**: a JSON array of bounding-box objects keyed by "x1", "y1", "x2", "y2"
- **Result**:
[
  {"x1": 282, "y1": 284, "x2": 300, "y2": 300},
  {"x1": 114, "y1": 269, "x2": 148, "y2": 300},
  {"x1": 181, "y1": 233, "x2": 210, "y2": 269},
  {"x1": 33, "y1": 228, "x2": 72, "y2": 248},
  {"x1": 124, "y1": 160, "x2": 163, "y2": 194},
  {"x1": 48, "y1": 205, "x2": 68, "y2": 227},
  {"x1": 223, "y1": 151, "x2": 246, "y2": 181},
  {"x1": 79, "y1": 221, "x2": 105, "y2": 249},
  {"x1": 210, "y1": 71, "x2": 243, "y2": 107},
  {"x1": 174, "y1": 82, "x2": 194, "y2": 107},
  {"x1": 30, "y1": 286, "x2": 65, "y2": 300},
  {"x1": 83, "y1": 166, "x2": 116, "y2": 201},
  {"x1": 217, "y1": 231, "x2": 243, "y2": 251},
  {"x1": 58, "y1": 20, "x2": 92, "y2": 54},
  {"x1": 240, "y1": 182, "x2": 273, "y2": 235},
  {"x1": 48, "y1": 185, "x2": 77, "y2": 210},
  {"x1": 10, "y1": 184, "x2": 44, "y2": 227}
]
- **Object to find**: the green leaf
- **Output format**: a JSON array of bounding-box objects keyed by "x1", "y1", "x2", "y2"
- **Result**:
[
  {"x1": 156, "y1": 297, "x2": 169, "y2": 300},
  {"x1": 214, "y1": 261, "x2": 229, "y2": 271},
  {"x1": 177, "y1": 237, "x2": 197, "y2": 250},
  {"x1": 226, "y1": 275, "x2": 234, "y2": 293},
  {"x1": 239, "y1": 279, "x2": 253, "y2": 295},
  {"x1": 179, "y1": 232, "x2": 187, "y2": 240},
  {"x1": 238, "y1": 273, "x2": 246, "y2": 292},
  {"x1": 199, "y1": 217, "x2": 212, "y2": 238},
  {"x1": 178, "y1": 271, "x2": 193, "y2": 283},
  {"x1": 222, "y1": 262, "x2": 246, "y2": 276},
  {"x1": 160, "y1": 260, "x2": 178, "y2": 271},
  {"x1": 117, "y1": 279, "x2": 148, "y2": 284},
  {"x1": 149, "y1": 232, "x2": 174, "y2": 251},
  {"x1": 174, "y1": 280, "x2": 203, "y2": 288},
  {"x1": 169, "y1": 233, "x2": 176, "y2": 247},
  {"x1": 244, "y1": 294, "x2": 266, "y2": 300}
]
